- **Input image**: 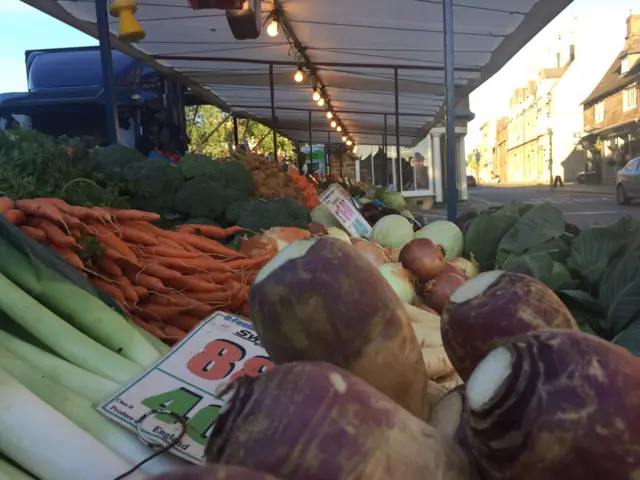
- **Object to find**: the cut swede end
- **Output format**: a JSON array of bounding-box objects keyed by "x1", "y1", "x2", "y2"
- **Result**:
[
  {"x1": 254, "y1": 238, "x2": 318, "y2": 285},
  {"x1": 466, "y1": 346, "x2": 512, "y2": 411},
  {"x1": 450, "y1": 270, "x2": 504, "y2": 304}
]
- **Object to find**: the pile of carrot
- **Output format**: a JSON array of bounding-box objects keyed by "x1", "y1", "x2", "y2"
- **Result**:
[{"x1": 0, "y1": 196, "x2": 275, "y2": 344}]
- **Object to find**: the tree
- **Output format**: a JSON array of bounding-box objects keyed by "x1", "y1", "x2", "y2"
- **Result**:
[{"x1": 185, "y1": 105, "x2": 294, "y2": 159}]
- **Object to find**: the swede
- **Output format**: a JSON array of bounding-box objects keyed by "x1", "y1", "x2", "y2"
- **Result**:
[
  {"x1": 466, "y1": 330, "x2": 640, "y2": 480},
  {"x1": 250, "y1": 237, "x2": 430, "y2": 419},
  {"x1": 441, "y1": 271, "x2": 577, "y2": 381},
  {"x1": 151, "y1": 465, "x2": 281, "y2": 480},
  {"x1": 206, "y1": 362, "x2": 471, "y2": 480}
]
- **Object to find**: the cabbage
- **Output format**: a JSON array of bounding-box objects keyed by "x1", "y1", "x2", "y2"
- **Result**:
[
  {"x1": 401, "y1": 210, "x2": 415, "y2": 220},
  {"x1": 310, "y1": 204, "x2": 344, "y2": 230},
  {"x1": 371, "y1": 215, "x2": 414, "y2": 249},
  {"x1": 414, "y1": 220, "x2": 464, "y2": 259},
  {"x1": 382, "y1": 191, "x2": 407, "y2": 211}
]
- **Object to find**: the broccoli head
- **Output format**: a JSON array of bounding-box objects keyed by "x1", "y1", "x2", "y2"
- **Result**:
[
  {"x1": 130, "y1": 159, "x2": 184, "y2": 213},
  {"x1": 179, "y1": 154, "x2": 220, "y2": 180},
  {"x1": 217, "y1": 161, "x2": 254, "y2": 196},
  {"x1": 234, "y1": 197, "x2": 311, "y2": 233},
  {"x1": 92, "y1": 144, "x2": 147, "y2": 184},
  {"x1": 174, "y1": 178, "x2": 249, "y2": 220}
]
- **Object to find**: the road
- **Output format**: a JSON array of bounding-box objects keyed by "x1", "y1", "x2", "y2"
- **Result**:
[{"x1": 423, "y1": 185, "x2": 640, "y2": 228}]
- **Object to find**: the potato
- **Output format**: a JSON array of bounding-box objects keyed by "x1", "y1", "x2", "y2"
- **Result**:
[
  {"x1": 250, "y1": 237, "x2": 429, "y2": 419},
  {"x1": 466, "y1": 330, "x2": 640, "y2": 480},
  {"x1": 206, "y1": 362, "x2": 471, "y2": 480},
  {"x1": 441, "y1": 271, "x2": 577, "y2": 381}
]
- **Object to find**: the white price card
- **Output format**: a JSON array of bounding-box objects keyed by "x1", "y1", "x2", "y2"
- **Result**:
[{"x1": 97, "y1": 312, "x2": 273, "y2": 464}]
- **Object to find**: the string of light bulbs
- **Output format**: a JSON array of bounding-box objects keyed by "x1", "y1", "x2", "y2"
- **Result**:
[{"x1": 264, "y1": 4, "x2": 356, "y2": 151}]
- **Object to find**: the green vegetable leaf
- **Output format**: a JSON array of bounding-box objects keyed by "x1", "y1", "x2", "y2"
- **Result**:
[
  {"x1": 501, "y1": 251, "x2": 554, "y2": 282},
  {"x1": 464, "y1": 202, "x2": 520, "y2": 271},
  {"x1": 566, "y1": 224, "x2": 625, "y2": 289},
  {"x1": 613, "y1": 318, "x2": 640, "y2": 358},
  {"x1": 495, "y1": 203, "x2": 565, "y2": 268}
]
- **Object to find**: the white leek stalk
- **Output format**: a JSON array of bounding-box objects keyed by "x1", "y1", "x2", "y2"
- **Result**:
[
  {"x1": 0, "y1": 367, "x2": 144, "y2": 480},
  {"x1": 0, "y1": 457, "x2": 35, "y2": 480}
]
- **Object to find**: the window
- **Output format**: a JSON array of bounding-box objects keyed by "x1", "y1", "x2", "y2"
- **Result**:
[
  {"x1": 623, "y1": 86, "x2": 637, "y2": 111},
  {"x1": 624, "y1": 159, "x2": 640, "y2": 170},
  {"x1": 595, "y1": 102, "x2": 605, "y2": 124},
  {"x1": 621, "y1": 56, "x2": 630, "y2": 75}
]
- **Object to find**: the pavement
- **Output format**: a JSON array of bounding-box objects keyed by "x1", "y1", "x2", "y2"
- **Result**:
[{"x1": 418, "y1": 184, "x2": 640, "y2": 228}]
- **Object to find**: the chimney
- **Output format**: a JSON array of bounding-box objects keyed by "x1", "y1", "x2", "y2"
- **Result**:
[{"x1": 627, "y1": 13, "x2": 640, "y2": 39}]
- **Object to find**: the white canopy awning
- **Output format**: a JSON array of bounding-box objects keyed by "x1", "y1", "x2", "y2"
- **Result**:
[{"x1": 22, "y1": 0, "x2": 572, "y2": 146}]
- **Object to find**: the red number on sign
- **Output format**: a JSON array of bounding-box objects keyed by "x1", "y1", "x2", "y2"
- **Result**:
[
  {"x1": 230, "y1": 355, "x2": 274, "y2": 382},
  {"x1": 187, "y1": 339, "x2": 246, "y2": 381}
]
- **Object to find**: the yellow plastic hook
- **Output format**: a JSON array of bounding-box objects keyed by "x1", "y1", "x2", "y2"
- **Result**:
[{"x1": 109, "y1": 0, "x2": 146, "y2": 43}]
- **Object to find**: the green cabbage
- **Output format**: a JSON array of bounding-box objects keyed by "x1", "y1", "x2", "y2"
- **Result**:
[
  {"x1": 382, "y1": 192, "x2": 407, "y2": 212},
  {"x1": 414, "y1": 220, "x2": 463, "y2": 259},
  {"x1": 371, "y1": 215, "x2": 414, "y2": 249}
]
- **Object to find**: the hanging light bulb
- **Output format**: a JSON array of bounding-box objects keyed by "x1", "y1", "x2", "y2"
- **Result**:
[
  {"x1": 317, "y1": 97, "x2": 325, "y2": 107},
  {"x1": 267, "y1": 19, "x2": 279, "y2": 37},
  {"x1": 346, "y1": 140, "x2": 353, "y2": 146},
  {"x1": 330, "y1": 120, "x2": 337, "y2": 128},
  {"x1": 353, "y1": 145, "x2": 358, "y2": 152},
  {"x1": 326, "y1": 111, "x2": 333, "y2": 119},
  {"x1": 312, "y1": 91, "x2": 321, "y2": 102},
  {"x1": 342, "y1": 135, "x2": 347, "y2": 142},
  {"x1": 337, "y1": 126, "x2": 342, "y2": 132},
  {"x1": 294, "y1": 68, "x2": 304, "y2": 83}
]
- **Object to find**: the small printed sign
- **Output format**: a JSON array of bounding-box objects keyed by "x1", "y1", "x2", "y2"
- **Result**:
[
  {"x1": 320, "y1": 184, "x2": 372, "y2": 238},
  {"x1": 98, "y1": 312, "x2": 273, "y2": 464}
]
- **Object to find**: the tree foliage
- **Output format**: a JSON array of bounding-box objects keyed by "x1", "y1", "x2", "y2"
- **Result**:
[{"x1": 186, "y1": 105, "x2": 294, "y2": 159}]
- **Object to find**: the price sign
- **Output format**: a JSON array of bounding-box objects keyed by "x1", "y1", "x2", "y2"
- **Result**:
[{"x1": 97, "y1": 312, "x2": 273, "y2": 464}]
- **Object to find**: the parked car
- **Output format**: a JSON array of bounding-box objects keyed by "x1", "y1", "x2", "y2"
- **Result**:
[
  {"x1": 576, "y1": 172, "x2": 586, "y2": 184},
  {"x1": 616, "y1": 157, "x2": 640, "y2": 205},
  {"x1": 467, "y1": 175, "x2": 477, "y2": 188}
]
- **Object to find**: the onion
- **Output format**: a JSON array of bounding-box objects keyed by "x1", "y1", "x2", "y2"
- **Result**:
[
  {"x1": 353, "y1": 240, "x2": 392, "y2": 267},
  {"x1": 442, "y1": 262, "x2": 467, "y2": 280},
  {"x1": 378, "y1": 263, "x2": 416, "y2": 304},
  {"x1": 449, "y1": 257, "x2": 479, "y2": 279},
  {"x1": 399, "y1": 238, "x2": 445, "y2": 283},
  {"x1": 424, "y1": 273, "x2": 467, "y2": 314}
]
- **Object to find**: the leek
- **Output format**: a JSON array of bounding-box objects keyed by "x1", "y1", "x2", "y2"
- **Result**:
[
  {"x1": 132, "y1": 322, "x2": 170, "y2": 356},
  {"x1": 0, "y1": 237, "x2": 160, "y2": 367},
  {"x1": 0, "y1": 333, "x2": 119, "y2": 404},
  {"x1": 0, "y1": 273, "x2": 140, "y2": 384},
  {"x1": 0, "y1": 368, "x2": 144, "y2": 480},
  {"x1": 0, "y1": 457, "x2": 35, "y2": 480},
  {"x1": 1, "y1": 357, "x2": 186, "y2": 477}
]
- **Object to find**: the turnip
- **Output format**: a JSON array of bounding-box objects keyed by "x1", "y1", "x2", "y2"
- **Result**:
[
  {"x1": 151, "y1": 465, "x2": 282, "y2": 479},
  {"x1": 206, "y1": 362, "x2": 472, "y2": 480},
  {"x1": 441, "y1": 271, "x2": 577, "y2": 381},
  {"x1": 466, "y1": 330, "x2": 640, "y2": 480},
  {"x1": 250, "y1": 237, "x2": 430, "y2": 419}
]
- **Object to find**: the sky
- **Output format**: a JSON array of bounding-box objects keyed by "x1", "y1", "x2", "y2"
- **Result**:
[{"x1": 0, "y1": 0, "x2": 636, "y2": 148}]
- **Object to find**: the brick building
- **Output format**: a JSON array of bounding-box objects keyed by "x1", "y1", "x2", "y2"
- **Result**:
[{"x1": 582, "y1": 13, "x2": 640, "y2": 183}]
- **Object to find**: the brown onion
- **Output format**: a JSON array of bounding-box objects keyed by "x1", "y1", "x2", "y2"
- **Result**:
[
  {"x1": 399, "y1": 238, "x2": 445, "y2": 283},
  {"x1": 448, "y1": 257, "x2": 480, "y2": 279},
  {"x1": 424, "y1": 273, "x2": 467, "y2": 314},
  {"x1": 353, "y1": 239, "x2": 392, "y2": 267},
  {"x1": 442, "y1": 261, "x2": 467, "y2": 280}
]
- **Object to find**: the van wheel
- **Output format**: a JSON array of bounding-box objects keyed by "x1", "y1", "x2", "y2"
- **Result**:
[{"x1": 617, "y1": 184, "x2": 631, "y2": 205}]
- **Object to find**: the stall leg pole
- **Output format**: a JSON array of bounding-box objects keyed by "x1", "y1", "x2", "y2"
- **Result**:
[
  {"x1": 383, "y1": 114, "x2": 388, "y2": 187},
  {"x1": 233, "y1": 117, "x2": 239, "y2": 146},
  {"x1": 394, "y1": 68, "x2": 401, "y2": 192},
  {"x1": 95, "y1": 0, "x2": 119, "y2": 144},
  {"x1": 307, "y1": 110, "x2": 313, "y2": 174},
  {"x1": 443, "y1": 0, "x2": 458, "y2": 221},
  {"x1": 269, "y1": 63, "x2": 278, "y2": 161},
  {"x1": 327, "y1": 131, "x2": 331, "y2": 175}
]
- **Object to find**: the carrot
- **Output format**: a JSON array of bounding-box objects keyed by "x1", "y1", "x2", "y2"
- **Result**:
[
  {"x1": 89, "y1": 223, "x2": 137, "y2": 263},
  {"x1": 106, "y1": 209, "x2": 161, "y2": 223},
  {"x1": 192, "y1": 271, "x2": 233, "y2": 284},
  {"x1": 164, "y1": 314, "x2": 201, "y2": 332},
  {"x1": 146, "y1": 294, "x2": 216, "y2": 317},
  {"x1": 141, "y1": 246, "x2": 201, "y2": 259},
  {"x1": 126, "y1": 271, "x2": 168, "y2": 293},
  {"x1": 49, "y1": 245, "x2": 85, "y2": 270},
  {"x1": 130, "y1": 315, "x2": 179, "y2": 341},
  {"x1": 118, "y1": 225, "x2": 158, "y2": 246},
  {"x1": 224, "y1": 225, "x2": 246, "y2": 236},
  {"x1": 95, "y1": 256, "x2": 123, "y2": 277},
  {"x1": 16, "y1": 199, "x2": 67, "y2": 226},
  {"x1": 60, "y1": 213, "x2": 84, "y2": 229},
  {"x1": 152, "y1": 256, "x2": 232, "y2": 275},
  {"x1": 240, "y1": 302, "x2": 251, "y2": 319},
  {"x1": 19, "y1": 225, "x2": 47, "y2": 243},
  {"x1": 90, "y1": 278, "x2": 127, "y2": 306},
  {"x1": 0, "y1": 197, "x2": 14, "y2": 214},
  {"x1": 28, "y1": 217, "x2": 77, "y2": 248},
  {"x1": 157, "y1": 235, "x2": 190, "y2": 250},
  {"x1": 91, "y1": 207, "x2": 115, "y2": 223},
  {"x1": 4, "y1": 209, "x2": 25, "y2": 225},
  {"x1": 167, "y1": 231, "x2": 243, "y2": 258},
  {"x1": 133, "y1": 285, "x2": 149, "y2": 300},
  {"x1": 223, "y1": 254, "x2": 273, "y2": 271},
  {"x1": 117, "y1": 275, "x2": 139, "y2": 304},
  {"x1": 154, "y1": 323, "x2": 186, "y2": 341},
  {"x1": 140, "y1": 261, "x2": 183, "y2": 281},
  {"x1": 179, "y1": 290, "x2": 233, "y2": 304},
  {"x1": 138, "y1": 304, "x2": 183, "y2": 321},
  {"x1": 178, "y1": 224, "x2": 247, "y2": 240},
  {"x1": 165, "y1": 276, "x2": 224, "y2": 293},
  {"x1": 175, "y1": 225, "x2": 197, "y2": 234}
]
